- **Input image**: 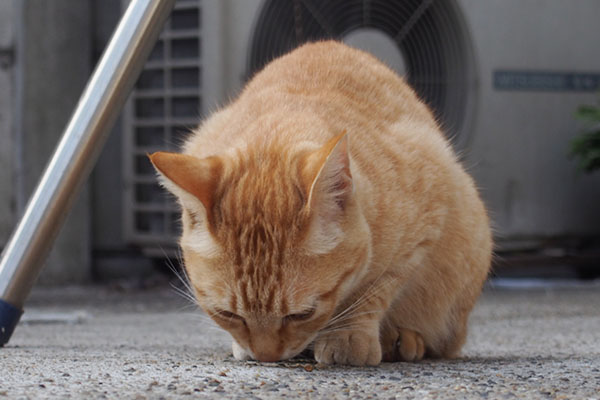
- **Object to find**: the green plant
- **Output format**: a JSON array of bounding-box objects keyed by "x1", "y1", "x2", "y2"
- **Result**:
[{"x1": 570, "y1": 99, "x2": 600, "y2": 173}]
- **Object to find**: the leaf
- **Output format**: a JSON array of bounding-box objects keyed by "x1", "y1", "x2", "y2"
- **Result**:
[
  {"x1": 569, "y1": 129, "x2": 600, "y2": 172},
  {"x1": 574, "y1": 105, "x2": 600, "y2": 123}
]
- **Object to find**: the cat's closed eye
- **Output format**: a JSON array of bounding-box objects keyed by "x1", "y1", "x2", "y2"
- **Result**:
[
  {"x1": 283, "y1": 308, "x2": 316, "y2": 324},
  {"x1": 215, "y1": 309, "x2": 245, "y2": 324}
]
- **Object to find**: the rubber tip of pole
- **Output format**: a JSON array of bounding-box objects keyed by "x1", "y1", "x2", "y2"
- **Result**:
[{"x1": 0, "y1": 299, "x2": 23, "y2": 347}]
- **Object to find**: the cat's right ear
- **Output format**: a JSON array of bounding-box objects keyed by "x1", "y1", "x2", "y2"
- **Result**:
[{"x1": 148, "y1": 152, "x2": 222, "y2": 215}]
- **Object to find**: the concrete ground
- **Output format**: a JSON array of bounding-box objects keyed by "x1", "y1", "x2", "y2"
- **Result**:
[{"x1": 1, "y1": 279, "x2": 599, "y2": 399}]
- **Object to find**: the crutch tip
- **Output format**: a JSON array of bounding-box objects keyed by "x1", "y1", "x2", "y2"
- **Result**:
[{"x1": 0, "y1": 299, "x2": 23, "y2": 347}]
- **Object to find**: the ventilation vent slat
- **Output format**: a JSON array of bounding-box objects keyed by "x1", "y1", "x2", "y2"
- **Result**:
[{"x1": 123, "y1": 0, "x2": 203, "y2": 247}]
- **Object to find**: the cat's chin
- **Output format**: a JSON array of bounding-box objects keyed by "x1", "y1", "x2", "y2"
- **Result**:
[
  {"x1": 232, "y1": 340, "x2": 251, "y2": 361},
  {"x1": 232, "y1": 340, "x2": 312, "y2": 363}
]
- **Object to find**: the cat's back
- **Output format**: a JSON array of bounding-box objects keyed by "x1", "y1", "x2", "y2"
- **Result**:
[
  {"x1": 242, "y1": 41, "x2": 436, "y2": 130},
  {"x1": 186, "y1": 41, "x2": 445, "y2": 163}
]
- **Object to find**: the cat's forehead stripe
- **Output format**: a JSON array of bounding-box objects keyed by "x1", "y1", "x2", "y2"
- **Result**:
[
  {"x1": 229, "y1": 291, "x2": 238, "y2": 313},
  {"x1": 239, "y1": 279, "x2": 250, "y2": 310},
  {"x1": 234, "y1": 274, "x2": 293, "y2": 314},
  {"x1": 264, "y1": 288, "x2": 275, "y2": 313}
]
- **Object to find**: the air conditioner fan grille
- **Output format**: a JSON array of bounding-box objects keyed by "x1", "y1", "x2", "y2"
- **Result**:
[{"x1": 249, "y1": 0, "x2": 476, "y2": 140}]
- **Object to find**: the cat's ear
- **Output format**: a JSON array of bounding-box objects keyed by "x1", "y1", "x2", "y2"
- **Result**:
[
  {"x1": 301, "y1": 132, "x2": 353, "y2": 254},
  {"x1": 303, "y1": 131, "x2": 353, "y2": 213},
  {"x1": 148, "y1": 152, "x2": 222, "y2": 214}
]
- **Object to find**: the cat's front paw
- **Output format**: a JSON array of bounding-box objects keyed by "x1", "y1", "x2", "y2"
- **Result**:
[
  {"x1": 381, "y1": 328, "x2": 426, "y2": 362},
  {"x1": 314, "y1": 330, "x2": 381, "y2": 366},
  {"x1": 232, "y1": 340, "x2": 251, "y2": 361}
]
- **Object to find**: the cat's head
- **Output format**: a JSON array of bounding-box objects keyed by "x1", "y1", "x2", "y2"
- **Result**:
[{"x1": 149, "y1": 133, "x2": 371, "y2": 362}]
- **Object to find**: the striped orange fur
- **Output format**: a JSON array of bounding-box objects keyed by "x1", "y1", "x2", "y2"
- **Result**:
[{"x1": 150, "y1": 41, "x2": 492, "y2": 366}]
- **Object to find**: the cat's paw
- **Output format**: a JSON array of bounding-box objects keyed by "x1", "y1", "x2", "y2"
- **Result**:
[
  {"x1": 381, "y1": 328, "x2": 425, "y2": 362},
  {"x1": 314, "y1": 330, "x2": 381, "y2": 366},
  {"x1": 232, "y1": 340, "x2": 251, "y2": 361}
]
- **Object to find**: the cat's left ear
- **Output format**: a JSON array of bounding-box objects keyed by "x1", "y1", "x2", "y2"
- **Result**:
[
  {"x1": 300, "y1": 132, "x2": 353, "y2": 254},
  {"x1": 302, "y1": 131, "x2": 353, "y2": 213}
]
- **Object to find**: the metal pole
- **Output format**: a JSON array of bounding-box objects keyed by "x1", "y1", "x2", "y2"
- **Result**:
[{"x1": 0, "y1": 0, "x2": 176, "y2": 346}]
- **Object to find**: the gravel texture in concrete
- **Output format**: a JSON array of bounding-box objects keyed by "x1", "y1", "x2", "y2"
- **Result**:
[{"x1": 1, "y1": 280, "x2": 599, "y2": 399}]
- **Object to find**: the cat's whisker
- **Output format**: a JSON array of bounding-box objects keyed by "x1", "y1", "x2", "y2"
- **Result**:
[
  {"x1": 325, "y1": 274, "x2": 393, "y2": 327},
  {"x1": 193, "y1": 318, "x2": 222, "y2": 330},
  {"x1": 171, "y1": 280, "x2": 193, "y2": 299},
  {"x1": 318, "y1": 323, "x2": 371, "y2": 336},
  {"x1": 320, "y1": 313, "x2": 381, "y2": 335},
  {"x1": 331, "y1": 273, "x2": 387, "y2": 318},
  {"x1": 157, "y1": 260, "x2": 198, "y2": 310},
  {"x1": 174, "y1": 267, "x2": 196, "y2": 298},
  {"x1": 170, "y1": 280, "x2": 203, "y2": 310},
  {"x1": 319, "y1": 322, "x2": 365, "y2": 333},
  {"x1": 187, "y1": 312, "x2": 213, "y2": 321},
  {"x1": 324, "y1": 295, "x2": 383, "y2": 329},
  {"x1": 168, "y1": 277, "x2": 196, "y2": 303},
  {"x1": 185, "y1": 313, "x2": 224, "y2": 331},
  {"x1": 190, "y1": 321, "x2": 224, "y2": 334},
  {"x1": 327, "y1": 310, "x2": 380, "y2": 324},
  {"x1": 171, "y1": 284, "x2": 200, "y2": 307},
  {"x1": 174, "y1": 298, "x2": 202, "y2": 315},
  {"x1": 158, "y1": 246, "x2": 202, "y2": 310},
  {"x1": 162, "y1": 246, "x2": 195, "y2": 294}
]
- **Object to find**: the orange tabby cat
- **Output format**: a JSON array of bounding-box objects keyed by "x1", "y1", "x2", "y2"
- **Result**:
[{"x1": 150, "y1": 41, "x2": 492, "y2": 366}]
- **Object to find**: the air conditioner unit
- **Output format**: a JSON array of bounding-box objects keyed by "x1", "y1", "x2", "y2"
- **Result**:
[{"x1": 122, "y1": 0, "x2": 600, "y2": 256}]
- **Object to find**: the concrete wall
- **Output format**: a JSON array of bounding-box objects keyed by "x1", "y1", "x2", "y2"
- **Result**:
[
  {"x1": 16, "y1": 1, "x2": 93, "y2": 284},
  {"x1": 0, "y1": 1, "x2": 16, "y2": 246},
  {"x1": 459, "y1": 0, "x2": 600, "y2": 245},
  {"x1": 91, "y1": 0, "x2": 125, "y2": 255},
  {"x1": 202, "y1": 0, "x2": 262, "y2": 110}
]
